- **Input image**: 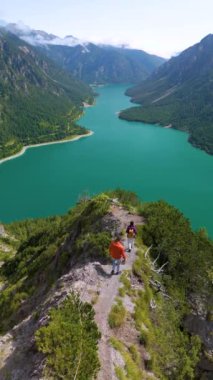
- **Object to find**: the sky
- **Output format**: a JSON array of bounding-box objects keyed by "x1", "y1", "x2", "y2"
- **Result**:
[{"x1": 0, "y1": 0, "x2": 212, "y2": 58}]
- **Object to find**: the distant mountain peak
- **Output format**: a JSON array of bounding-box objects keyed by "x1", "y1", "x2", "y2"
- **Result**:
[
  {"x1": 201, "y1": 33, "x2": 213, "y2": 41},
  {"x1": 199, "y1": 33, "x2": 213, "y2": 47}
]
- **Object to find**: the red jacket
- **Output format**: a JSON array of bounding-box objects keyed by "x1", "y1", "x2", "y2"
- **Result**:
[{"x1": 109, "y1": 241, "x2": 127, "y2": 260}]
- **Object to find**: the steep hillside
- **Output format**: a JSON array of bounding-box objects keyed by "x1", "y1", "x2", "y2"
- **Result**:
[
  {"x1": 0, "y1": 190, "x2": 212, "y2": 379},
  {"x1": 0, "y1": 29, "x2": 94, "y2": 160},
  {"x1": 40, "y1": 43, "x2": 165, "y2": 84},
  {"x1": 119, "y1": 34, "x2": 213, "y2": 155},
  {"x1": 4, "y1": 23, "x2": 166, "y2": 84}
]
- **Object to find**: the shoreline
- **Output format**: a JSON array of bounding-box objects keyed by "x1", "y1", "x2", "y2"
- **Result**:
[
  {"x1": 83, "y1": 102, "x2": 94, "y2": 108},
  {"x1": 0, "y1": 131, "x2": 94, "y2": 165}
]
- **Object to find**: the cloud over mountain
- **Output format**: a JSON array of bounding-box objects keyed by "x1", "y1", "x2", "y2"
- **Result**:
[{"x1": 4, "y1": 21, "x2": 89, "y2": 48}]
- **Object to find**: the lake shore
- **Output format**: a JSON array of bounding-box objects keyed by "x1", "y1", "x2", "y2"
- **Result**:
[
  {"x1": 0, "y1": 130, "x2": 94, "y2": 165},
  {"x1": 83, "y1": 102, "x2": 94, "y2": 108}
]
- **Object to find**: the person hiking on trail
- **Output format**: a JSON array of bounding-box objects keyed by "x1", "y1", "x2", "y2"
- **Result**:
[
  {"x1": 126, "y1": 221, "x2": 137, "y2": 252},
  {"x1": 109, "y1": 234, "x2": 127, "y2": 275}
]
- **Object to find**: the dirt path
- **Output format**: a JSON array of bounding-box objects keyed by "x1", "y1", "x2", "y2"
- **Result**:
[{"x1": 94, "y1": 205, "x2": 144, "y2": 380}]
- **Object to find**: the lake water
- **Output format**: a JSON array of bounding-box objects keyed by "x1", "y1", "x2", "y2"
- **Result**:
[{"x1": 0, "y1": 84, "x2": 213, "y2": 237}]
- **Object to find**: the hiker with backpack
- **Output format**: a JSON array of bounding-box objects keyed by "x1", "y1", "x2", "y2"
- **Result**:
[
  {"x1": 126, "y1": 221, "x2": 137, "y2": 252},
  {"x1": 109, "y1": 233, "x2": 127, "y2": 275}
]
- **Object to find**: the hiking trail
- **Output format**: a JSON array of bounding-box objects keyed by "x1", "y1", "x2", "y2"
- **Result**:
[{"x1": 94, "y1": 204, "x2": 144, "y2": 380}]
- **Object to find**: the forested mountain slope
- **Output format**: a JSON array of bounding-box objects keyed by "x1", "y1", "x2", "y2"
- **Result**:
[
  {"x1": 120, "y1": 34, "x2": 213, "y2": 155},
  {"x1": 0, "y1": 29, "x2": 93, "y2": 160},
  {"x1": 0, "y1": 190, "x2": 212, "y2": 379},
  {"x1": 40, "y1": 43, "x2": 165, "y2": 84}
]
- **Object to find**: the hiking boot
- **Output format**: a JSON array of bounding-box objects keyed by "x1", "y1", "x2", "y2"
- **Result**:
[
  {"x1": 111, "y1": 270, "x2": 115, "y2": 275},
  {"x1": 115, "y1": 271, "x2": 121, "y2": 275}
]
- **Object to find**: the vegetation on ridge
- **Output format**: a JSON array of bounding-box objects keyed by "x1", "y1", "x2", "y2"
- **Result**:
[
  {"x1": 0, "y1": 194, "x2": 110, "y2": 333},
  {"x1": 141, "y1": 200, "x2": 213, "y2": 296},
  {"x1": 35, "y1": 294, "x2": 101, "y2": 380}
]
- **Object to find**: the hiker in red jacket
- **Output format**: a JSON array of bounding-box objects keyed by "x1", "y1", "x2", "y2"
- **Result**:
[
  {"x1": 109, "y1": 234, "x2": 127, "y2": 275},
  {"x1": 126, "y1": 221, "x2": 137, "y2": 252}
]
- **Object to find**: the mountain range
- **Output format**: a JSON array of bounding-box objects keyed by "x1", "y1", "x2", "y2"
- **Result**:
[
  {"x1": 119, "y1": 34, "x2": 213, "y2": 155},
  {"x1": 40, "y1": 43, "x2": 165, "y2": 84},
  {"x1": 5, "y1": 22, "x2": 166, "y2": 84},
  {"x1": 1, "y1": 21, "x2": 213, "y2": 158}
]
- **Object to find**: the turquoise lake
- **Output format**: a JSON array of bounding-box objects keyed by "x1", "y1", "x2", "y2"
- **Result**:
[{"x1": 0, "y1": 84, "x2": 213, "y2": 237}]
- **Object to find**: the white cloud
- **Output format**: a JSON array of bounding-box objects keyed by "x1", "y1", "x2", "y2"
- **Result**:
[
  {"x1": 15, "y1": 20, "x2": 31, "y2": 33},
  {"x1": 4, "y1": 20, "x2": 90, "y2": 48},
  {"x1": 48, "y1": 35, "x2": 89, "y2": 48}
]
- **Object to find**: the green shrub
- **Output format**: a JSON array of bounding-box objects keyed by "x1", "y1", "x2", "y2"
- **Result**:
[
  {"x1": 35, "y1": 294, "x2": 101, "y2": 380},
  {"x1": 142, "y1": 200, "x2": 213, "y2": 294},
  {"x1": 76, "y1": 231, "x2": 111, "y2": 261}
]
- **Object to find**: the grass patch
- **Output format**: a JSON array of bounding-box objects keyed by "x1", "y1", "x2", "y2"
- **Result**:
[
  {"x1": 115, "y1": 366, "x2": 128, "y2": 380},
  {"x1": 118, "y1": 287, "x2": 126, "y2": 297},
  {"x1": 120, "y1": 271, "x2": 132, "y2": 296},
  {"x1": 108, "y1": 298, "x2": 126, "y2": 328},
  {"x1": 110, "y1": 337, "x2": 147, "y2": 380}
]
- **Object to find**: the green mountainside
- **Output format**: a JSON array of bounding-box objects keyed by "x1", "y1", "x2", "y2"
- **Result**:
[
  {"x1": 40, "y1": 43, "x2": 165, "y2": 84},
  {"x1": 0, "y1": 29, "x2": 94, "y2": 160},
  {"x1": 0, "y1": 190, "x2": 212, "y2": 379},
  {"x1": 119, "y1": 34, "x2": 213, "y2": 155}
]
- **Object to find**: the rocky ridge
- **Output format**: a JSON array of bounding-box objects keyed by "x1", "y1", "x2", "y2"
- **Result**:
[{"x1": 0, "y1": 202, "x2": 147, "y2": 379}]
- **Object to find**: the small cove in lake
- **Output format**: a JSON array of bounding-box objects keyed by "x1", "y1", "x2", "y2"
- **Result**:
[{"x1": 0, "y1": 84, "x2": 212, "y2": 237}]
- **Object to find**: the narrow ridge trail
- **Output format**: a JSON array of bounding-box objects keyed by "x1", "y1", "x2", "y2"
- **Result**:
[{"x1": 95, "y1": 205, "x2": 144, "y2": 380}]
